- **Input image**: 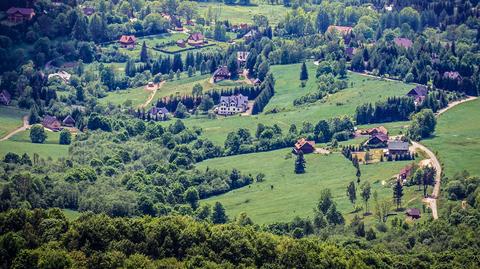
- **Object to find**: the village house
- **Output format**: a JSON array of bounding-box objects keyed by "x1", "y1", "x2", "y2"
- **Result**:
[
  {"x1": 406, "y1": 208, "x2": 421, "y2": 219},
  {"x1": 42, "y1": 115, "x2": 62, "y2": 131},
  {"x1": 359, "y1": 126, "x2": 388, "y2": 136},
  {"x1": 0, "y1": 90, "x2": 12, "y2": 106},
  {"x1": 388, "y1": 139, "x2": 410, "y2": 156},
  {"x1": 398, "y1": 164, "x2": 414, "y2": 182},
  {"x1": 214, "y1": 94, "x2": 249, "y2": 116},
  {"x1": 394, "y1": 37, "x2": 413, "y2": 49},
  {"x1": 119, "y1": 35, "x2": 137, "y2": 49},
  {"x1": 443, "y1": 71, "x2": 461, "y2": 81},
  {"x1": 187, "y1": 33, "x2": 206, "y2": 47},
  {"x1": 213, "y1": 66, "x2": 231, "y2": 82},
  {"x1": 327, "y1": 25, "x2": 353, "y2": 35},
  {"x1": 364, "y1": 133, "x2": 388, "y2": 148},
  {"x1": 83, "y1": 7, "x2": 95, "y2": 16},
  {"x1": 237, "y1": 51, "x2": 249, "y2": 67},
  {"x1": 7, "y1": 7, "x2": 35, "y2": 23},
  {"x1": 407, "y1": 85, "x2": 429, "y2": 105},
  {"x1": 48, "y1": 71, "x2": 71, "y2": 83},
  {"x1": 243, "y1": 30, "x2": 259, "y2": 42},
  {"x1": 62, "y1": 115, "x2": 76, "y2": 127},
  {"x1": 149, "y1": 107, "x2": 169, "y2": 121},
  {"x1": 293, "y1": 138, "x2": 316, "y2": 154}
]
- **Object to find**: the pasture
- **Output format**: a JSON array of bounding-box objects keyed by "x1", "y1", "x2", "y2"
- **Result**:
[
  {"x1": 196, "y1": 3, "x2": 289, "y2": 25},
  {"x1": 423, "y1": 99, "x2": 480, "y2": 178},
  {"x1": 0, "y1": 130, "x2": 69, "y2": 159},
  {"x1": 198, "y1": 148, "x2": 426, "y2": 224},
  {"x1": 0, "y1": 106, "x2": 27, "y2": 138},
  {"x1": 99, "y1": 86, "x2": 152, "y2": 107}
]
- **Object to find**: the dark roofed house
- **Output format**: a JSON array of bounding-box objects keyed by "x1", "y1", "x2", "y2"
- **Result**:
[
  {"x1": 407, "y1": 85, "x2": 429, "y2": 105},
  {"x1": 443, "y1": 71, "x2": 461, "y2": 80},
  {"x1": 119, "y1": 35, "x2": 136, "y2": 49},
  {"x1": 187, "y1": 33, "x2": 205, "y2": 46},
  {"x1": 213, "y1": 66, "x2": 231, "y2": 82},
  {"x1": 365, "y1": 133, "x2": 389, "y2": 148},
  {"x1": 149, "y1": 106, "x2": 169, "y2": 121},
  {"x1": 62, "y1": 115, "x2": 76, "y2": 127},
  {"x1": 293, "y1": 138, "x2": 316, "y2": 154},
  {"x1": 406, "y1": 208, "x2": 421, "y2": 219},
  {"x1": 83, "y1": 7, "x2": 95, "y2": 16},
  {"x1": 0, "y1": 90, "x2": 12, "y2": 105},
  {"x1": 388, "y1": 139, "x2": 410, "y2": 156},
  {"x1": 243, "y1": 30, "x2": 259, "y2": 41},
  {"x1": 394, "y1": 37, "x2": 413, "y2": 49},
  {"x1": 42, "y1": 115, "x2": 62, "y2": 131},
  {"x1": 7, "y1": 7, "x2": 35, "y2": 23}
]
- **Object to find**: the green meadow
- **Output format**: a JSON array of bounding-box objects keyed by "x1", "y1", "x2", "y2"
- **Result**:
[
  {"x1": 196, "y1": 3, "x2": 289, "y2": 25},
  {"x1": 179, "y1": 63, "x2": 414, "y2": 145},
  {"x1": 100, "y1": 86, "x2": 152, "y2": 107},
  {"x1": 423, "y1": 99, "x2": 480, "y2": 178},
  {"x1": 0, "y1": 106, "x2": 27, "y2": 138},
  {"x1": 198, "y1": 148, "x2": 426, "y2": 224},
  {"x1": 0, "y1": 130, "x2": 69, "y2": 159}
]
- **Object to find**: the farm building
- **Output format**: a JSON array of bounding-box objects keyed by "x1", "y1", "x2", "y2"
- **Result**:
[
  {"x1": 214, "y1": 94, "x2": 249, "y2": 116},
  {"x1": 293, "y1": 138, "x2": 316, "y2": 154},
  {"x1": 388, "y1": 139, "x2": 410, "y2": 155},
  {"x1": 7, "y1": 7, "x2": 35, "y2": 23},
  {"x1": 407, "y1": 85, "x2": 429, "y2": 105},
  {"x1": 406, "y1": 208, "x2": 421, "y2": 219},
  {"x1": 119, "y1": 35, "x2": 136, "y2": 49},
  {"x1": 364, "y1": 133, "x2": 388, "y2": 148},
  {"x1": 42, "y1": 115, "x2": 62, "y2": 131},
  {"x1": 359, "y1": 126, "x2": 388, "y2": 136},
  {"x1": 394, "y1": 37, "x2": 413, "y2": 49},
  {"x1": 149, "y1": 107, "x2": 169, "y2": 121},
  {"x1": 187, "y1": 33, "x2": 205, "y2": 46},
  {"x1": 213, "y1": 66, "x2": 231, "y2": 82},
  {"x1": 62, "y1": 115, "x2": 76, "y2": 127},
  {"x1": 0, "y1": 90, "x2": 12, "y2": 105}
]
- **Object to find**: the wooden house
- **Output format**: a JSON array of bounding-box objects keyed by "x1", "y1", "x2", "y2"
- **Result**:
[
  {"x1": 407, "y1": 85, "x2": 429, "y2": 105},
  {"x1": 62, "y1": 115, "x2": 76, "y2": 127},
  {"x1": 388, "y1": 140, "x2": 410, "y2": 155},
  {"x1": 176, "y1": 39, "x2": 186, "y2": 48},
  {"x1": 42, "y1": 115, "x2": 62, "y2": 131},
  {"x1": 213, "y1": 66, "x2": 231, "y2": 82},
  {"x1": 398, "y1": 164, "x2": 413, "y2": 181},
  {"x1": 0, "y1": 90, "x2": 12, "y2": 105},
  {"x1": 293, "y1": 138, "x2": 316, "y2": 154},
  {"x1": 187, "y1": 33, "x2": 205, "y2": 47},
  {"x1": 119, "y1": 35, "x2": 137, "y2": 49},
  {"x1": 148, "y1": 107, "x2": 169, "y2": 121},
  {"x1": 7, "y1": 7, "x2": 35, "y2": 23},
  {"x1": 365, "y1": 133, "x2": 388, "y2": 148}
]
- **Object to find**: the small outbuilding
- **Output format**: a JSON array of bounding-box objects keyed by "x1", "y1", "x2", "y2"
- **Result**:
[
  {"x1": 406, "y1": 208, "x2": 421, "y2": 219},
  {"x1": 62, "y1": 115, "x2": 76, "y2": 127}
]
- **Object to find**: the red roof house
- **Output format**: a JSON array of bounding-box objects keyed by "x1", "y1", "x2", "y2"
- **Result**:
[
  {"x1": 119, "y1": 35, "x2": 137, "y2": 49},
  {"x1": 293, "y1": 138, "x2": 316, "y2": 154},
  {"x1": 7, "y1": 7, "x2": 35, "y2": 23}
]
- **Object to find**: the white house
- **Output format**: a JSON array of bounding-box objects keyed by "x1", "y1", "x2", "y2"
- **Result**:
[{"x1": 214, "y1": 94, "x2": 249, "y2": 116}]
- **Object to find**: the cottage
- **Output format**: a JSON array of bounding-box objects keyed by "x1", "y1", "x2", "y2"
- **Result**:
[
  {"x1": 243, "y1": 30, "x2": 258, "y2": 41},
  {"x1": 48, "y1": 71, "x2": 71, "y2": 83},
  {"x1": 7, "y1": 7, "x2": 35, "y2": 23},
  {"x1": 360, "y1": 126, "x2": 388, "y2": 136},
  {"x1": 365, "y1": 133, "x2": 388, "y2": 148},
  {"x1": 394, "y1": 37, "x2": 413, "y2": 49},
  {"x1": 237, "y1": 51, "x2": 249, "y2": 65},
  {"x1": 0, "y1": 90, "x2": 12, "y2": 105},
  {"x1": 406, "y1": 208, "x2": 421, "y2": 219},
  {"x1": 62, "y1": 115, "x2": 76, "y2": 127},
  {"x1": 149, "y1": 107, "x2": 169, "y2": 121},
  {"x1": 176, "y1": 39, "x2": 186, "y2": 48},
  {"x1": 187, "y1": 33, "x2": 205, "y2": 46},
  {"x1": 388, "y1": 140, "x2": 410, "y2": 155},
  {"x1": 398, "y1": 164, "x2": 414, "y2": 181},
  {"x1": 42, "y1": 115, "x2": 62, "y2": 131},
  {"x1": 293, "y1": 138, "x2": 316, "y2": 154},
  {"x1": 407, "y1": 85, "x2": 429, "y2": 105},
  {"x1": 327, "y1": 25, "x2": 353, "y2": 35},
  {"x1": 213, "y1": 66, "x2": 231, "y2": 82},
  {"x1": 215, "y1": 94, "x2": 249, "y2": 116},
  {"x1": 119, "y1": 35, "x2": 137, "y2": 49},
  {"x1": 83, "y1": 7, "x2": 95, "y2": 16}
]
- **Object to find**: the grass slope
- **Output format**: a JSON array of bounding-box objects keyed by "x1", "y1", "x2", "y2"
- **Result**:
[
  {"x1": 199, "y1": 149, "x2": 422, "y2": 224},
  {"x1": 100, "y1": 86, "x2": 152, "y2": 107},
  {"x1": 0, "y1": 130, "x2": 69, "y2": 159},
  {"x1": 196, "y1": 3, "x2": 289, "y2": 25},
  {"x1": 0, "y1": 106, "x2": 27, "y2": 138},
  {"x1": 423, "y1": 99, "x2": 480, "y2": 178}
]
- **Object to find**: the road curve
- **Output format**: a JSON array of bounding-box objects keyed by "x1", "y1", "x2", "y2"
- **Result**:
[{"x1": 0, "y1": 115, "x2": 30, "y2": 142}]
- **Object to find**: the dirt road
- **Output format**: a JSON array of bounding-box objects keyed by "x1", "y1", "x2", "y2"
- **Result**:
[
  {"x1": 0, "y1": 115, "x2": 30, "y2": 141},
  {"x1": 436, "y1": 96, "x2": 477, "y2": 116},
  {"x1": 139, "y1": 81, "x2": 165, "y2": 109}
]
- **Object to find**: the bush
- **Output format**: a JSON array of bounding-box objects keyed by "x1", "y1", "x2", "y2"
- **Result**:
[
  {"x1": 30, "y1": 124, "x2": 47, "y2": 143},
  {"x1": 59, "y1": 129, "x2": 72, "y2": 145}
]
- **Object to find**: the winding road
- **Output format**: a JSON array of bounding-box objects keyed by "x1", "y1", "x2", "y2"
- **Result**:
[{"x1": 0, "y1": 115, "x2": 30, "y2": 142}]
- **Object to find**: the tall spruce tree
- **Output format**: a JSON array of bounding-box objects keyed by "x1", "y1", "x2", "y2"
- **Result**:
[
  {"x1": 294, "y1": 151, "x2": 306, "y2": 174},
  {"x1": 393, "y1": 180, "x2": 404, "y2": 210},
  {"x1": 300, "y1": 62, "x2": 308, "y2": 81},
  {"x1": 140, "y1": 41, "x2": 149, "y2": 63}
]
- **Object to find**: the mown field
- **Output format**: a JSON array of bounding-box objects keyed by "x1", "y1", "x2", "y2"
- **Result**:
[
  {"x1": 179, "y1": 63, "x2": 414, "y2": 145},
  {"x1": 0, "y1": 106, "x2": 27, "y2": 138},
  {"x1": 196, "y1": 3, "x2": 289, "y2": 25},
  {"x1": 198, "y1": 148, "x2": 427, "y2": 225},
  {"x1": 100, "y1": 86, "x2": 152, "y2": 107},
  {"x1": 0, "y1": 130, "x2": 69, "y2": 159},
  {"x1": 423, "y1": 98, "x2": 480, "y2": 178}
]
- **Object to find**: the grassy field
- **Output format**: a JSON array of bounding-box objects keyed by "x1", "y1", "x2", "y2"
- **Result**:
[
  {"x1": 0, "y1": 130, "x2": 69, "y2": 159},
  {"x1": 99, "y1": 86, "x2": 152, "y2": 107},
  {"x1": 423, "y1": 99, "x2": 480, "y2": 178},
  {"x1": 62, "y1": 209, "x2": 82, "y2": 221},
  {"x1": 197, "y1": 3, "x2": 289, "y2": 25},
  {"x1": 0, "y1": 106, "x2": 27, "y2": 138},
  {"x1": 198, "y1": 148, "x2": 425, "y2": 225},
  {"x1": 176, "y1": 63, "x2": 414, "y2": 145}
]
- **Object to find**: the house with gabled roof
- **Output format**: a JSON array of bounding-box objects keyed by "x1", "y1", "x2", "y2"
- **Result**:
[
  {"x1": 213, "y1": 66, "x2": 231, "y2": 82},
  {"x1": 388, "y1": 139, "x2": 410, "y2": 156},
  {"x1": 243, "y1": 29, "x2": 259, "y2": 42},
  {"x1": 149, "y1": 106, "x2": 169, "y2": 121},
  {"x1": 119, "y1": 35, "x2": 137, "y2": 49},
  {"x1": 187, "y1": 33, "x2": 205, "y2": 46},
  {"x1": 214, "y1": 94, "x2": 249, "y2": 116},
  {"x1": 62, "y1": 115, "x2": 76, "y2": 127},
  {"x1": 407, "y1": 85, "x2": 429, "y2": 105},
  {"x1": 0, "y1": 90, "x2": 12, "y2": 105},
  {"x1": 394, "y1": 37, "x2": 413, "y2": 49},
  {"x1": 364, "y1": 133, "x2": 389, "y2": 148},
  {"x1": 406, "y1": 208, "x2": 421, "y2": 219},
  {"x1": 293, "y1": 138, "x2": 316, "y2": 154},
  {"x1": 42, "y1": 115, "x2": 62, "y2": 131},
  {"x1": 443, "y1": 71, "x2": 461, "y2": 81},
  {"x1": 7, "y1": 7, "x2": 35, "y2": 23}
]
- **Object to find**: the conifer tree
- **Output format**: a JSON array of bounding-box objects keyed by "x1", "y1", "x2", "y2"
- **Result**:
[
  {"x1": 294, "y1": 151, "x2": 306, "y2": 174},
  {"x1": 300, "y1": 62, "x2": 308, "y2": 81},
  {"x1": 140, "y1": 41, "x2": 149, "y2": 63},
  {"x1": 393, "y1": 180, "x2": 404, "y2": 210}
]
